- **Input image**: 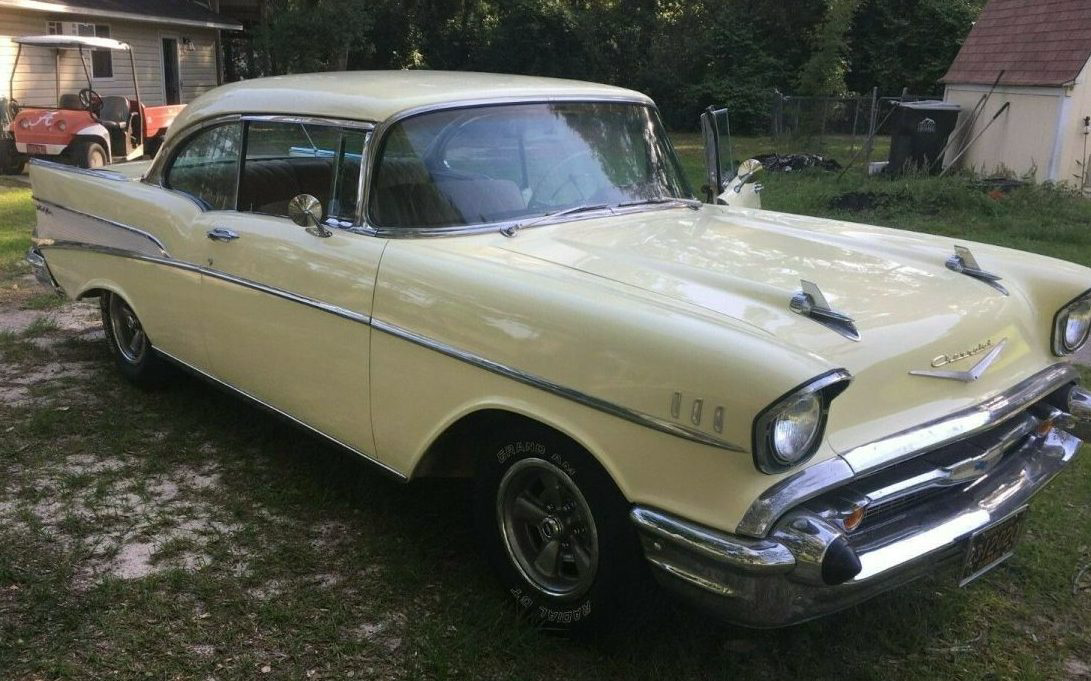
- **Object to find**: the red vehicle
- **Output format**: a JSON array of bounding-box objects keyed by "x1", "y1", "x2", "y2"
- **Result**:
[{"x1": 1, "y1": 35, "x2": 184, "y2": 172}]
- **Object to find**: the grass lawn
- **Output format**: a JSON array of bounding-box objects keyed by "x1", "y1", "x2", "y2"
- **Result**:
[{"x1": 1, "y1": 153, "x2": 1090, "y2": 680}]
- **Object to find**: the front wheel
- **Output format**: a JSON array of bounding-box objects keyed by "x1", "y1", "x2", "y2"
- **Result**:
[
  {"x1": 473, "y1": 425, "x2": 647, "y2": 631},
  {"x1": 100, "y1": 292, "x2": 169, "y2": 386}
]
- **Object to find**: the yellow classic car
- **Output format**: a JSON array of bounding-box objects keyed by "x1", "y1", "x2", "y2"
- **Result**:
[{"x1": 24, "y1": 71, "x2": 1091, "y2": 629}]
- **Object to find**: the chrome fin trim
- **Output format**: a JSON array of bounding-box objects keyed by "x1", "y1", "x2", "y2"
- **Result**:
[
  {"x1": 154, "y1": 347, "x2": 406, "y2": 481},
  {"x1": 370, "y1": 318, "x2": 747, "y2": 452},
  {"x1": 40, "y1": 237, "x2": 742, "y2": 452},
  {"x1": 40, "y1": 241, "x2": 372, "y2": 326},
  {"x1": 33, "y1": 197, "x2": 168, "y2": 257},
  {"x1": 29, "y1": 157, "x2": 129, "y2": 182},
  {"x1": 736, "y1": 363, "x2": 1079, "y2": 538}
]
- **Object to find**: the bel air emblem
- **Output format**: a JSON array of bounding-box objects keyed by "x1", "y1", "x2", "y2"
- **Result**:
[{"x1": 909, "y1": 338, "x2": 1006, "y2": 382}]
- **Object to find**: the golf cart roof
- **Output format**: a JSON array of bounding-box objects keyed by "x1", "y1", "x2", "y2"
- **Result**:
[{"x1": 13, "y1": 35, "x2": 130, "y2": 51}]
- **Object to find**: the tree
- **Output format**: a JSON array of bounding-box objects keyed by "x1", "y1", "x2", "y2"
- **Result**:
[{"x1": 796, "y1": 0, "x2": 864, "y2": 95}]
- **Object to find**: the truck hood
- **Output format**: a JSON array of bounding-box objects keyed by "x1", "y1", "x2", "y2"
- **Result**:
[{"x1": 498, "y1": 206, "x2": 1057, "y2": 457}]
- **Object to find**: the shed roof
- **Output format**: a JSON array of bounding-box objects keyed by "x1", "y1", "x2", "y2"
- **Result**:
[
  {"x1": 168, "y1": 71, "x2": 652, "y2": 137},
  {"x1": 0, "y1": 0, "x2": 243, "y2": 30},
  {"x1": 941, "y1": 0, "x2": 1091, "y2": 87}
]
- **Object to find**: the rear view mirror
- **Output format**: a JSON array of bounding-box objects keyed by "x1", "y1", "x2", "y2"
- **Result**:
[
  {"x1": 288, "y1": 194, "x2": 331, "y2": 238},
  {"x1": 734, "y1": 159, "x2": 764, "y2": 191}
]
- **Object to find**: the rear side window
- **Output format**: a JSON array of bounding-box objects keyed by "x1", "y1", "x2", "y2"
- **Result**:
[
  {"x1": 165, "y1": 123, "x2": 242, "y2": 210},
  {"x1": 238, "y1": 122, "x2": 368, "y2": 223}
]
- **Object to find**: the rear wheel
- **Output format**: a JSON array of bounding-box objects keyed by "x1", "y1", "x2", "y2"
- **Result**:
[
  {"x1": 473, "y1": 424, "x2": 647, "y2": 631},
  {"x1": 100, "y1": 292, "x2": 169, "y2": 386},
  {"x1": 72, "y1": 140, "x2": 108, "y2": 169}
]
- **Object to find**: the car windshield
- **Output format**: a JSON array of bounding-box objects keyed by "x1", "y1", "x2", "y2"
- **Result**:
[{"x1": 368, "y1": 102, "x2": 693, "y2": 230}]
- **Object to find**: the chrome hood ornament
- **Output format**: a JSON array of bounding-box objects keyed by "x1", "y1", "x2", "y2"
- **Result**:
[
  {"x1": 789, "y1": 280, "x2": 860, "y2": 341},
  {"x1": 947, "y1": 245, "x2": 1008, "y2": 296},
  {"x1": 910, "y1": 338, "x2": 1006, "y2": 382}
]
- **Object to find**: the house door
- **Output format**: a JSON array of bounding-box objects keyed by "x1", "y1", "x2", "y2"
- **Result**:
[{"x1": 162, "y1": 38, "x2": 181, "y2": 105}]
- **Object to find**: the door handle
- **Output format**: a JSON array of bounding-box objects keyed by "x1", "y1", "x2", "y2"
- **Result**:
[{"x1": 207, "y1": 227, "x2": 239, "y2": 242}]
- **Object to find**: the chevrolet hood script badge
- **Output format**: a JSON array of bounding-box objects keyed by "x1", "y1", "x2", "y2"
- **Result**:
[{"x1": 909, "y1": 338, "x2": 1007, "y2": 382}]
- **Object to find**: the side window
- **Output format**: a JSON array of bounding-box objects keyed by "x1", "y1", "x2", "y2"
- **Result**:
[
  {"x1": 238, "y1": 122, "x2": 366, "y2": 222},
  {"x1": 165, "y1": 123, "x2": 242, "y2": 210}
]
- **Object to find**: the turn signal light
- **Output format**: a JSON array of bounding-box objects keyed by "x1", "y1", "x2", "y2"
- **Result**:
[{"x1": 842, "y1": 505, "x2": 865, "y2": 532}]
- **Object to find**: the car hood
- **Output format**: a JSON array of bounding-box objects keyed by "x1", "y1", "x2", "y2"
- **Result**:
[{"x1": 498, "y1": 205, "x2": 1058, "y2": 457}]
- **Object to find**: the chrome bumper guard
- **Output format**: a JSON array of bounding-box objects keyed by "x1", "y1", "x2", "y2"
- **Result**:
[
  {"x1": 632, "y1": 374, "x2": 1087, "y2": 627},
  {"x1": 25, "y1": 247, "x2": 63, "y2": 295}
]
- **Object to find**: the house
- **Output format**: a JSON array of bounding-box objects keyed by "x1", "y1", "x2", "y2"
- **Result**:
[
  {"x1": 1, "y1": 0, "x2": 242, "y2": 109},
  {"x1": 941, "y1": 0, "x2": 1091, "y2": 188}
]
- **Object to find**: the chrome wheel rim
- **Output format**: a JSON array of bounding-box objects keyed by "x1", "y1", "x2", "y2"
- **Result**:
[
  {"x1": 496, "y1": 458, "x2": 599, "y2": 598},
  {"x1": 108, "y1": 295, "x2": 147, "y2": 364}
]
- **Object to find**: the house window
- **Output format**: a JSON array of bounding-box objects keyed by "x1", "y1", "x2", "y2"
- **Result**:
[
  {"x1": 46, "y1": 21, "x2": 62, "y2": 35},
  {"x1": 76, "y1": 23, "x2": 112, "y2": 78}
]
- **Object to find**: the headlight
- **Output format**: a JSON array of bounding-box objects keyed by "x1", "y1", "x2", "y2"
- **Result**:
[
  {"x1": 1052, "y1": 290, "x2": 1091, "y2": 355},
  {"x1": 753, "y1": 370, "x2": 851, "y2": 474},
  {"x1": 18, "y1": 118, "x2": 29, "y2": 129},
  {"x1": 55, "y1": 120, "x2": 67, "y2": 132}
]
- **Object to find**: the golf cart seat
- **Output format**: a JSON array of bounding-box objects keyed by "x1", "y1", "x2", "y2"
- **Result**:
[
  {"x1": 99, "y1": 96, "x2": 131, "y2": 130},
  {"x1": 58, "y1": 94, "x2": 82, "y2": 110}
]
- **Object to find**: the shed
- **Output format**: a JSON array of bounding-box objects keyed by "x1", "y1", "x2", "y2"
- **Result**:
[
  {"x1": 941, "y1": 0, "x2": 1091, "y2": 188},
  {"x1": 0, "y1": 0, "x2": 242, "y2": 108}
]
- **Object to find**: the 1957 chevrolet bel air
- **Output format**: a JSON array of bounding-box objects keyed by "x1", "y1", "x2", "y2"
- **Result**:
[{"x1": 25, "y1": 71, "x2": 1091, "y2": 629}]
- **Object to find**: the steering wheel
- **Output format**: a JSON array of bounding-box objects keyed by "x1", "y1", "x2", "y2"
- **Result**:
[
  {"x1": 529, "y1": 150, "x2": 596, "y2": 209},
  {"x1": 78, "y1": 88, "x2": 103, "y2": 114}
]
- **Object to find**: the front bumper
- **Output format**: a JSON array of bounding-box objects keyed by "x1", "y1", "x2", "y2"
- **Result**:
[{"x1": 632, "y1": 375, "x2": 1085, "y2": 628}]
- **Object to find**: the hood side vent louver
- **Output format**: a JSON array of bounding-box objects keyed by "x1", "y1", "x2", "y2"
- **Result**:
[
  {"x1": 789, "y1": 280, "x2": 861, "y2": 342},
  {"x1": 946, "y1": 245, "x2": 1008, "y2": 296}
]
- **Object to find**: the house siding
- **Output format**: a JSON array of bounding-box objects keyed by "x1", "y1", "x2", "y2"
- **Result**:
[
  {"x1": 1057, "y1": 60, "x2": 1091, "y2": 189},
  {"x1": 0, "y1": 8, "x2": 219, "y2": 107},
  {"x1": 943, "y1": 83, "x2": 1065, "y2": 182}
]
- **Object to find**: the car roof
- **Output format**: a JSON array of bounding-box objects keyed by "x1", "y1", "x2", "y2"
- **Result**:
[
  {"x1": 14, "y1": 35, "x2": 130, "y2": 51},
  {"x1": 166, "y1": 70, "x2": 654, "y2": 139}
]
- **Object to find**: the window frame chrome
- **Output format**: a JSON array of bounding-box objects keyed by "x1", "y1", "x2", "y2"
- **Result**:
[{"x1": 143, "y1": 112, "x2": 378, "y2": 220}]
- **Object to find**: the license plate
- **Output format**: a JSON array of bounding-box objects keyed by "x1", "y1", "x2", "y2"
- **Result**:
[
  {"x1": 959, "y1": 506, "x2": 1028, "y2": 586},
  {"x1": 27, "y1": 143, "x2": 46, "y2": 154}
]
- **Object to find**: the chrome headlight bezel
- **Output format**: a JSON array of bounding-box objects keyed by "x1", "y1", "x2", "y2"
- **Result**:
[
  {"x1": 1051, "y1": 289, "x2": 1091, "y2": 356},
  {"x1": 752, "y1": 369, "x2": 852, "y2": 474}
]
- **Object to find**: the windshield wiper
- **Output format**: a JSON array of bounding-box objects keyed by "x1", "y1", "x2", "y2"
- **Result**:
[{"x1": 500, "y1": 203, "x2": 612, "y2": 237}]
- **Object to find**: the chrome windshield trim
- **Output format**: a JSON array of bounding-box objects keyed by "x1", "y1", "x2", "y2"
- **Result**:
[
  {"x1": 359, "y1": 97, "x2": 689, "y2": 237},
  {"x1": 736, "y1": 363, "x2": 1079, "y2": 538},
  {"x1": 369, "y1": 318, "x2": 746, "y2": 452},
  {"x1": 349, "y1": 201, "x2": 698, "y2": 239},
  {"x1": 842, "y1": 363, "x2": 1078, "y2": 474},
  {"x1": 29, "y1": 157, "x2": 129, "y2": 182},
  {"x1": 154, "y1": 347, "x2": 406, "y2": 481}
]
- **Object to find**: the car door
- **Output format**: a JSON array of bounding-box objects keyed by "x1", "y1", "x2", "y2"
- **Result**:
[{"x1": 162, "y1": 118, "x2": 385, "y2": 460}]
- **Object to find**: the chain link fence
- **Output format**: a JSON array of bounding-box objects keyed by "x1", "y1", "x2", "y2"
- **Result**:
[{"x1": 765, "y1": 89, "x2": 935, "y2": 171}]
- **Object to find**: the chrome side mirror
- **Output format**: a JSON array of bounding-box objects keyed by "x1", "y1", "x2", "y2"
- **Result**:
[
  {"x1": 288, "y1": 194, "x2": 331, "y2": 238},
  {"x1": 734, "y1": 159, "x2": 764, "y2": 192}
]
